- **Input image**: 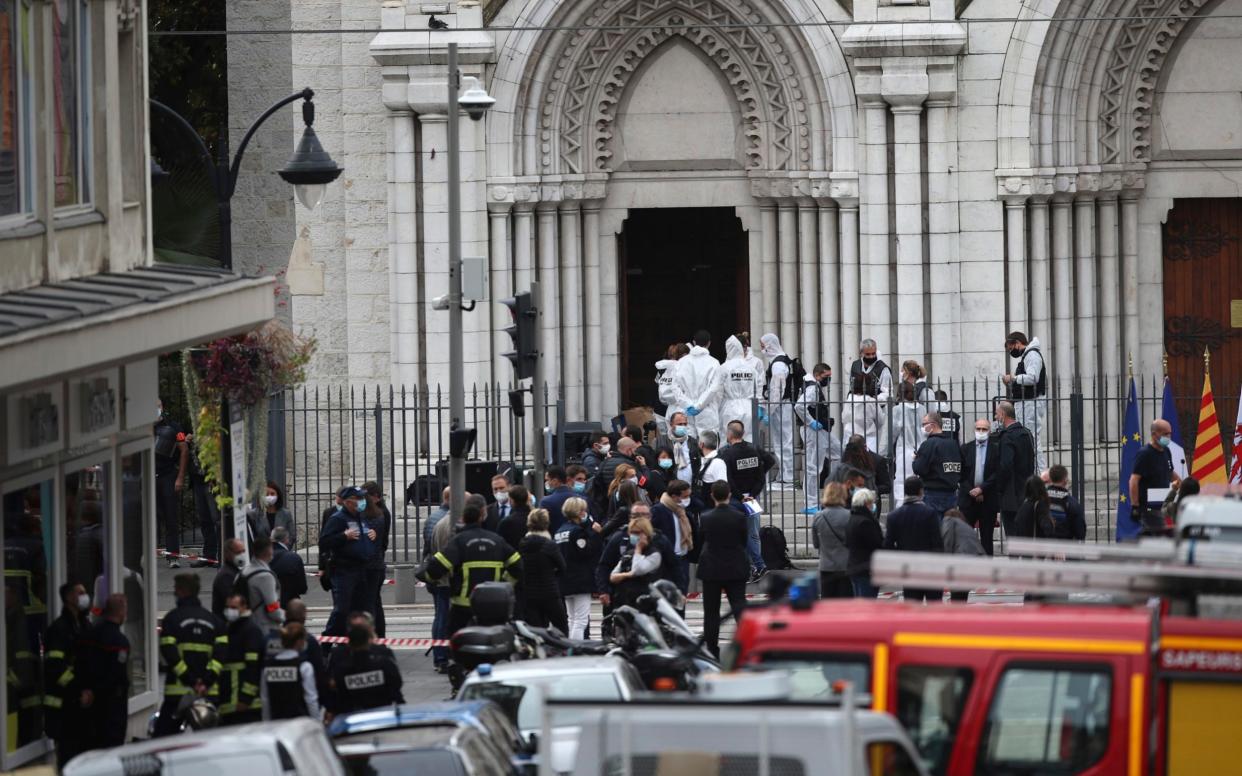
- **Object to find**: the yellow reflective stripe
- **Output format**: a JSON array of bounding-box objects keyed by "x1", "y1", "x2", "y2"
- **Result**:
[
  {"x1": 217, "y1": 702, "x2": 236, "y2": 714},
  {"x1": 19, "y1": 695, "x2": 41, "y2": 709},
  {"x1": 872, "y1": 643, "x2": 888, "y2": 713},
  {"x1": 44, "y1": 696, "x2": 63, "y2": 709},
  {"x1": 14, "y1": 650, "x2": 31, "y2": 659},
  {"x1": 178, "y1": 643, "x2": 214, "y2": 653},
  {"x1": 164, "y1": 685, "x2": 190, "y2": 695},
  {"x1": 159, "y1": 636, "x2": 177, "y2": 645},
  {"x1": 206, "y1": 660, "x2": 223, "y2": 674},
  {"x1": 46, "y1": 650, "x2": 66, "y2": 660},
  {"x1": 241, "y1": 682, "x2": 259, "y2": 695},
  {"x1": 458, "y1": 560, "x2": 505, "y2": 602},
  {"x1": 173, "y1": 661, "x2": 189, "y2": 677},
  {"x1": 1128, "y1": 673, "x2": 1144, "y2": 776},
  {"x1": 222, "y1": 662, "x2": 246, "y2": 670},
  {"x1": 505, "y1": 552, "x2": 521, "y2": 567},
  {"x1": 214, "y1": 635, "x2": 230, "y2": 644},
  {"x1": 1161, "y1": 635, "x2": 1242, "y2": 651},
  {"x1": 891, "y1": 631, "x2": 1145, "y2": 655},
  {"x1": 433, "y1": 552, "x2": 452, "y2": 572},
  {"x1": 244, "y1": 652, "x2": 259, "y2": 661},
  {"x1": 57, "y1": 669, "x2": 74, "y2": 688}
]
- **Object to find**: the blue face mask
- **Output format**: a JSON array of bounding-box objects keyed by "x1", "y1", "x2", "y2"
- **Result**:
[
  {"x1": 658, "y1": 458, "x2": 673, "y2": 469},
  {"x1": 572, "y1": 481, "x2": 587, "y2": 493},
  {"x1": 1158, "y1": 436, "x2": 1172, "y2": 448},
  {"x1": 629, "y1": 534, "x2": 640, "y2": 547},
  {"x1": 355, "y1": 498, "x2": 367, "y2": 512},
  {"x1": 673, "y1": 426, "x2": 688, "y2": 438}
]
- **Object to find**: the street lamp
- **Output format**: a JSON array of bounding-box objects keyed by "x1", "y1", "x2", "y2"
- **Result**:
[
  {"x1": 446, "y1": 43, "x2": 493, "y2": 521},
  {"x1": 150, "y1": 87, "x2": 343, "y2": 269}
]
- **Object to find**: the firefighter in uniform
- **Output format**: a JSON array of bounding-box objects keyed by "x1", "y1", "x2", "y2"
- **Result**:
[
  {"x1": 262, "y1": 623, "x2": 320, "y2": 720},
  {"x1": 1002, "y1": 331, "x2": 1047, "y2": 472},
  {"x1": 155, "y1": 574, "x2": 225, "y2": 736},
  {"x1": 44, "y1": 582, "x2": 89, "y2": 767},
  {"x1": 842, "y1": 338, "x2": 892, "y2": 454},
  {"x1": 421, "y1": 501, "x2": 524, "y2": 634},
  {"x1": 216, "y1": 593, "x2": 266, "y2": 725},
  {"x1": 76, "y1": 594, "x2": 130, "y2": 751},
  {"x1": 326, "y1": 623, "x2": 403, "y2": 718}
]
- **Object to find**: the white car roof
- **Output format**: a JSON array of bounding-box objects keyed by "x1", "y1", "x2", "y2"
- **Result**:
[
  {"x1": 463, "y1": 654, "x2": 632, "y2": 680},
  {"x1": 1177, "y1": 496, "x2": 1242, "y2": 530}
]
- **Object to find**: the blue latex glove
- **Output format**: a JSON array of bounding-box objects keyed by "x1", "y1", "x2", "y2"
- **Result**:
[
  {"x1": 686, "y1": 406, "x2": 700, "y2": 417},
  {"x1": 757, "y1": 407, "x2": 769, "y2": 424},
  {"x1": 810, "y1": 420, "x2": 824, "y2": 431}
]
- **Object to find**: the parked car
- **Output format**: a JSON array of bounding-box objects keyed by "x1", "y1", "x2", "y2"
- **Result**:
[
  {"x1": 457, "y1": 656, "x2": 646, "y2": 772},
  {"x1": 63, "y1": 719, "x2": 343, "y2": 776},
  {"x1": 328, "y1": 701, "x2": 531, "y2": 775}
]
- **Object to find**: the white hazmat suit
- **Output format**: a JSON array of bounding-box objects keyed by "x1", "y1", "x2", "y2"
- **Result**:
[
  {"x1": 655, "y1": 356, "x2": 681, "y2": 436},
  {"x1": 794, "y1": 376, "x2": 843, "y2": 510},
  {"x1": 675, "y1": 345, "x2": 721, "y2": 439},
  {"x1": 696, "y1": 336, "x2": 763, "y2": 442},
  {"x1": 889, "y1": 399, "x2": 927, "y2": 503},
  {"x1": 760, "y1": 333, "x2": 795, "y2": 486},
  {"x1": 843, "y1": 355, "x2": 893, "y2": 453}
]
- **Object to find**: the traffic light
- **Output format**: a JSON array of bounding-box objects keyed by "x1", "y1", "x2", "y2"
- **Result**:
[{"x1": 501, "y1": 292, "x2": 537, "y2": 380}]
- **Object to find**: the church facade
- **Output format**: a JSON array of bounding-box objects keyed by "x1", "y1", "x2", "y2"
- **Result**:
[{"x1": 279, "y1": 0, "x2": 1242, "y2": 424}]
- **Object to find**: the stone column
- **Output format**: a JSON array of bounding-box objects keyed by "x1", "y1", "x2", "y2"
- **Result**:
[
  {"x1": 419, "y1": 113, "x2": 451, "y2": 389},
  {"x1": 839, "y1": 202, "x2": 861, "y2": 368},
  {"x1": 818, "y1": 203, "x2": 841, "y2": 403},
  {"x1": 488, "y1": 204, "x2": 512, "y2": 386},
  {"x1": 536, "y1": 205, "x2": 561, "y2": 390},
  {"x1": 583, "y1": 204, "x2": 603, "y2": 421},
  {"x1": 599, "y1": 224, "x2": 621, "y2": 416},
  {"x1": 892, "y1": 104, "x2": 926, "y2": 364},
  {"x1": 389, "y1": 111, "x2": 418, "y2": 388},
  {"x1": 1097, "y1": 195, "x2": 1121, "y2": 379},
  {"x1": 926, "y1": 101, "x2": 959, "y2": 380},
  {"x1": 1004, "y1": 198, "x2": 1027, "y2": 334},
  {"x1": 778, "y1": 202, "x2": 800, "y2": 354},
  {"x1": 1028, "y1": 197, "x2": 1052, "y2": 352},
  {"x1": 798, "y1": 200, "x2": 820, "y2": 361},
  {"x1": 748, "y1": 220, "x2": 764, "y2": 335},
  {"x1": 861, "y1": 102, "x2": 892, "y2": 353},
  {"x1": 1050, "y1": 196, "x2": 1075, "y2": 390},
  {"x1": 1120, "y1": 192, "x2": 1140, "y2": 367},
  {"x1": 560, "y1": 203, "x2": 584, "y2": 420},
  {"x1": 760, "y1": 205, "x2": 779, "y2": 337},
  {"x1": 513, "y1": 204, "x2": 535, "y2": 291},
  {"x1": 1073, "y1": 196, "x2": 1097, "y2": 385}
]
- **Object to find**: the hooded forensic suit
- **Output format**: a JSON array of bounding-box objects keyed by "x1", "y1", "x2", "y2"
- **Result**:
[
  {"x1": 675, "y1": 345, "x2": 721, "y2": 439},
  {"x1": 889, "y1": 398, "x2": 927, "y2": 503},
  {"x1": 760, "y1": 334, "x2": 795, "y2": 486},
  {"x1": 655, "y1": 356, "x2": 681, "y2": 435},
  {"x1": 794, "y1": 375, "x2": 843, "y2": 510},
  {"x1": 696, "y1": 336, "x2": 763, "y2": 442}
]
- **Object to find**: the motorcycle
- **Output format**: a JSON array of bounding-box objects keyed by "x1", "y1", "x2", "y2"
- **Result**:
[{"x1": 602, "y1": 582, "x2": 720, "y2": 692}]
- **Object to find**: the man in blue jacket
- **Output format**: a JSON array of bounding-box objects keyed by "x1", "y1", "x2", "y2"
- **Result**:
[{"x1": 319, "y1": 486, "x2": 378, "y2": 636}]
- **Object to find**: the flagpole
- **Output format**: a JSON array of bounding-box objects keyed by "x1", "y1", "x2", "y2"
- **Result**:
[{"x1": 1204, "y1": 346, "x2": 1211, "y2": 375}]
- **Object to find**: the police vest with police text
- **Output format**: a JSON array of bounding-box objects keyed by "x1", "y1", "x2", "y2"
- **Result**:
[
  {"x1": 1047, "y1": 484, "x2": 1072, "y2": 538},
  {"x1": 263, "y1": 652, "x2": 310, "y2": 719}
]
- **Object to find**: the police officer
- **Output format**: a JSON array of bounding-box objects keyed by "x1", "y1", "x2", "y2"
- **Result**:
[
  {"x1": 716, "y1": 421, "x2": 776, "y2": 583},
  {"x1": 321, "y1": 486, "x2": 378, "y2": 636},
  {"x1": 216, "y1": 592, "x2": 266, "y2": 725},
  {"x1": 795, "y1": 364, "x2": 842, "y2": 512},
  {"x1": 154, "y1": 574, "x2": 225, "y2": 736},
  {"x1": 44, "y1": 583, "x2": 89, "y2": 767},
  {"x1": 326, "y1": 621, "x2": 403, "y2": 718},
  {"x1": 76, "y1": 594, "x2": 130, "y2": 751},
  {"x1": 842, "y1": 339, "x2": 892, "y2": 453},
  {"x1": 422, "y1": 500, "x2": 524, "y2": 634},
  {"x1": 1044, "y1": 465, "x2": 1086, "y2": 541},
  {"x1": 1001, "y1": 331, "x2": 1047, "y2": 472},
  {"x1": 262, "y1": 623, "x2": 320, "y2": 720},
  {"x1": 912, "y1": 412, "x2": 963, "y2": 519},
  {"x1": 759, "y1": 333, "x2": 797, "y2": 487},
  {"x1": 154, "y1": 399, "x2": 190, "y2": 568}
]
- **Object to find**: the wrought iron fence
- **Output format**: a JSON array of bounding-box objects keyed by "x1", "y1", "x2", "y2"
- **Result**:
[{"x1": 247, "y1": 373, "x2": 1235, "y2": 563}]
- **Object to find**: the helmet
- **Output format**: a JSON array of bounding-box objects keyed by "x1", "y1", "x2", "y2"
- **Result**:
[{"x1": 181, "y1": 697, "x2": 220, "y2": 731}]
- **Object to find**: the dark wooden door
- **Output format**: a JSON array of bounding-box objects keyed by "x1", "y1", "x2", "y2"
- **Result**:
[
  {"x1": 619, "y1": 208, "x2": 748, "y2": 409},
  {"x1": 1161, "y1": 198, "x2": 1242, "y2": 469}
]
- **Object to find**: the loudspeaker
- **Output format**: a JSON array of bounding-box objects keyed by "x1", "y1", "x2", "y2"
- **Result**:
[
  {"x1": 433, "y1": 459, "x2": 510, "y2": 501},
  {"x1": 554, "y1": 422, "x2": 606, "y2": 465}
]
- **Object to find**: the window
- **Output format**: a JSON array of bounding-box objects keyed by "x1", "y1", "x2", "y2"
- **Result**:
[
  {"x1": 895, "y1": 666, "x2": 973, "y2": 776},
  {"x1": 756, "y1": 652, "x2": 871, "y2": 701},
  {"x1": 980, "y1": 665, "x2": 1112, "y2": 773},
  {"x1": 0, "y1": 0, "x2": 33, "y2": 218},
  {"x1": 121, "y1": 451, "x2": 150, "y2": 696},
  {"x1": 866, "y1": 741, "x2": 923, "y2": 776},
  {"x1": 2, "y1": 477, "x2": 52, "y2": 759},
  {"x1": 65, "y1": 462, "x2": 111, "y2": 607},
  {"x1": 460, "y1": 673, "x2": 624, "y2": 730},
  {"x1": 52, "y1": 0, "x2": 91, "y2": 209}
]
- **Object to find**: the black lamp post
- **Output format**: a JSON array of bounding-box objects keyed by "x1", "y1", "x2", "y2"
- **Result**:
[{"x1": 150, "y1": 87, "x2": 343, "y2": 269}]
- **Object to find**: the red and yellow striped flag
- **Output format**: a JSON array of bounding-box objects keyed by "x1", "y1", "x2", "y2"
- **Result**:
[{"x1": 1191, "y1": 371, "x2": 1228, "y2": 483}]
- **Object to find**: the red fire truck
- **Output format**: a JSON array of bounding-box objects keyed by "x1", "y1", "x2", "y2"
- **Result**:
[{"x1": 724, "y1": 541, "x2": 1242, "y2": 776}]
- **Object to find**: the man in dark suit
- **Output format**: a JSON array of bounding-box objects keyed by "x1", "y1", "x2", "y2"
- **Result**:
[
  {"x1": 270, "y1": 527, "x2": 308, "y2": 607},
  {"x1": 695, "y1": 481, "x2": 749, "y2": 657},
  {"x1": 484, "y1": 473, "x2": 512, "y2": 533},
  {"x1": 958, "y1": 417, "x2": 1003, "y2": 555},
  {"x1": 994, "y1": 401, "x2": 1035, "y2": 547}
]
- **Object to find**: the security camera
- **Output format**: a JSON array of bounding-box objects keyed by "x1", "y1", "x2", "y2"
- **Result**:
[{"x1": 459, "y1": 77, "x2": 495, "y2": 122}]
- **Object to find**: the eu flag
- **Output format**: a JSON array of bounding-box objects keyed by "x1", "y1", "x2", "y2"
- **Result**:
[
  {"x1": 1162, "y1": 376, "x2": 1188, "y2": 478},
  {"x1": 1117, "y1": 377, "x2": 1143, "y2": 541}
]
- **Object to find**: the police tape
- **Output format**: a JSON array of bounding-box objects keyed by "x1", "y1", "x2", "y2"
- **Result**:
[
  {"x1": 160, "y1": 550, "x2": 219, "y2": 565},
  {"x1": 684, "y1": 592, "x2": 767, "y2": 600},
  {"x1": 320, "y1": 635, "x2": 450, "y2": 648}
]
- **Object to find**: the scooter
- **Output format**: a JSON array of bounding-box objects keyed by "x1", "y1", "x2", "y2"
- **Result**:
[
  {"x1": 638, "y1": 579, "x2": 722, "y2": 673},
  {"x1": 447, "y1": 582, "x2": 547, "y2": 692}
]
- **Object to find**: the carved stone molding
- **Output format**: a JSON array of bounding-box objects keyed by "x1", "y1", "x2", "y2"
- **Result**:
[{"x1": 534, "y1": 0, "x2": 814, "y2": 176}]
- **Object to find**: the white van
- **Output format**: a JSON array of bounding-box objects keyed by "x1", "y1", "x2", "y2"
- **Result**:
[
  {"x1": 1177, "y1": 495, "x2": 1242, "y2": 543},
  {"x1": 63, "y1": 719, "x2": 344, "y2": 776}
]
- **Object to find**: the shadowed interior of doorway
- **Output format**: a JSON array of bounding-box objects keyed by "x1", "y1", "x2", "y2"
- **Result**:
[{"x1": 619, "y1": 207, "x2": 749, "y2": 409}]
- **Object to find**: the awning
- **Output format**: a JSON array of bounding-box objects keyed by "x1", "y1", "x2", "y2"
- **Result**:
[{"x1": 0, "y1": 264, "x2": 275, "y2": 393}]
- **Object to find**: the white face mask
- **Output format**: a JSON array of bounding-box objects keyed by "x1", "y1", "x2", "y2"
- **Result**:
[
  {"x1": 975, "y1": 431, "x2": 989, "y2": 442},
  {"x1": 678, "y1": 498, "x2": 691, "y2": 508},
  {"x1": 598, "y1": 443, "x2": 611, "y2": 454},
  {"x1": 223, "y1": 608, "x2": 240, "y2": 623},
  {"x1": 628, "y1": 476, "x2": 639, "y2": 485},
  {"x1": 264, "y1": 494, "x2": 278, "y2": 506},
  {"x1": 494, "y1": 491, "x2": 509, "y2": 504},
  {"x1": 77, "y1": 593, "x2": 91, "y2": 612}
]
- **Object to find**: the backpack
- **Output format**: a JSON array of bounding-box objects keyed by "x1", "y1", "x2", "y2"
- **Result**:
[
  {"x1": 232, "y1": 566, "x2": 276, "y2": 610},
  {"x1": 764, "y1": 356, "x2": 807, "y2": 402},
  {"x1": 759, "y1": 525, "x2": 794, "y2": 570}
]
